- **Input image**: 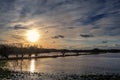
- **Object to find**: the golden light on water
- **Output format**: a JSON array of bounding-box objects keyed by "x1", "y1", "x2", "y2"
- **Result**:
[
  {"x1": 30, "y1": 59, "x2": 35, "y2": 73},
  {"x1": 26, "y1": 29, "x2": 40, "y2": 42}
]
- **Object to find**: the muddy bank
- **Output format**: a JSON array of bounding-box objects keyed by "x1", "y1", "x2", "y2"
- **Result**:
[{"x1": 0, "y1": 68, "x2": 120, "y2": 80}]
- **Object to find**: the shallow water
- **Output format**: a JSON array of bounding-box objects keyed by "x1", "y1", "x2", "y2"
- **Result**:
[{"x1": 4, "y1": 53, "x2": 120, "y2": 74}]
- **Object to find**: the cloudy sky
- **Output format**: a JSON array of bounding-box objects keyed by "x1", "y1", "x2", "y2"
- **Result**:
[{"x1": 0, "y1": 0, "x2": 120, "y2": 49}]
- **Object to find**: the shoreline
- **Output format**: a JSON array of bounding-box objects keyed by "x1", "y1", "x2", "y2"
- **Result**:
[{"x1": 0, "y1": 52, "x2": 110, "y2": 60}]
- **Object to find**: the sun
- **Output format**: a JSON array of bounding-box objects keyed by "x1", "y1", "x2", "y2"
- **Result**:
[{"x1": 26, "y1": 29, "x2": 40, "y2": 42}]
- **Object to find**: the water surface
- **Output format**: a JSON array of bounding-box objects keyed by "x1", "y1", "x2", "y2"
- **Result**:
[{"x1": 5, "y1": 53, "x2": 120, "y2": 74}]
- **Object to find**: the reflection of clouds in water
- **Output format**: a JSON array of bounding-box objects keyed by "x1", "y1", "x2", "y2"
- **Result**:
[
  {"x1": 4, "y1": 53, "x2": 120, "y2": 74},
  {"x1": 30, "y1": 59, "x2": 35, "y2": 73}
]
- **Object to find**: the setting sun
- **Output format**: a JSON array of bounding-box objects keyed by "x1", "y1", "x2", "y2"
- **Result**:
[{"x1": 26, "y1": 29, "x2": 40, "y2": 42}]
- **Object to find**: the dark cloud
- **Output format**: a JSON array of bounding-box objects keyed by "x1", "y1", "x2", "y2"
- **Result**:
[
  {"x1": 80, "y1": 34, "x2": 94, "y2": 38},
  {"x1": 102, "y1": 41, "x2": 107, "y2": 43},
  {"x1": 67, "y1": 27, "x2": 74, "y2": 29},
  {"x1": 13, "y1": 24, "x2": 27, "y2": 30},
  {"x1": 52, "y1": 35, "x2": 64, "y2": 39}
]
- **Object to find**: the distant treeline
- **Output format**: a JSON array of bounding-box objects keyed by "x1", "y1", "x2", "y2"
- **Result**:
[{"x1": 0, "y1": 44, "x2": 120, "y2": 58}]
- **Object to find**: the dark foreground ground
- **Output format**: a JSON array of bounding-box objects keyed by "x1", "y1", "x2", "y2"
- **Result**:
[{"x1": 0, "y1": 68, "x2": 120, "y2": 80}]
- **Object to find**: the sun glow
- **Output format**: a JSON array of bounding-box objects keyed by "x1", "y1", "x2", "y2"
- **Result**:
[{"x1": 26, "y1": 29, "x2": 40, "y2": 42}]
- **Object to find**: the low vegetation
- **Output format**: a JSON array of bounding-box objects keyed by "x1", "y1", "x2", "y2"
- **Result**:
[{"x1": 0, "y1": 44, "x2": 120, "y2": 59}]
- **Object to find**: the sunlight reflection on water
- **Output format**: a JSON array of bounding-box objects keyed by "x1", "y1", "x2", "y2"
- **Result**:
[{"x1": 30, "y1": 59, "x2": 35, "y2": 73}]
